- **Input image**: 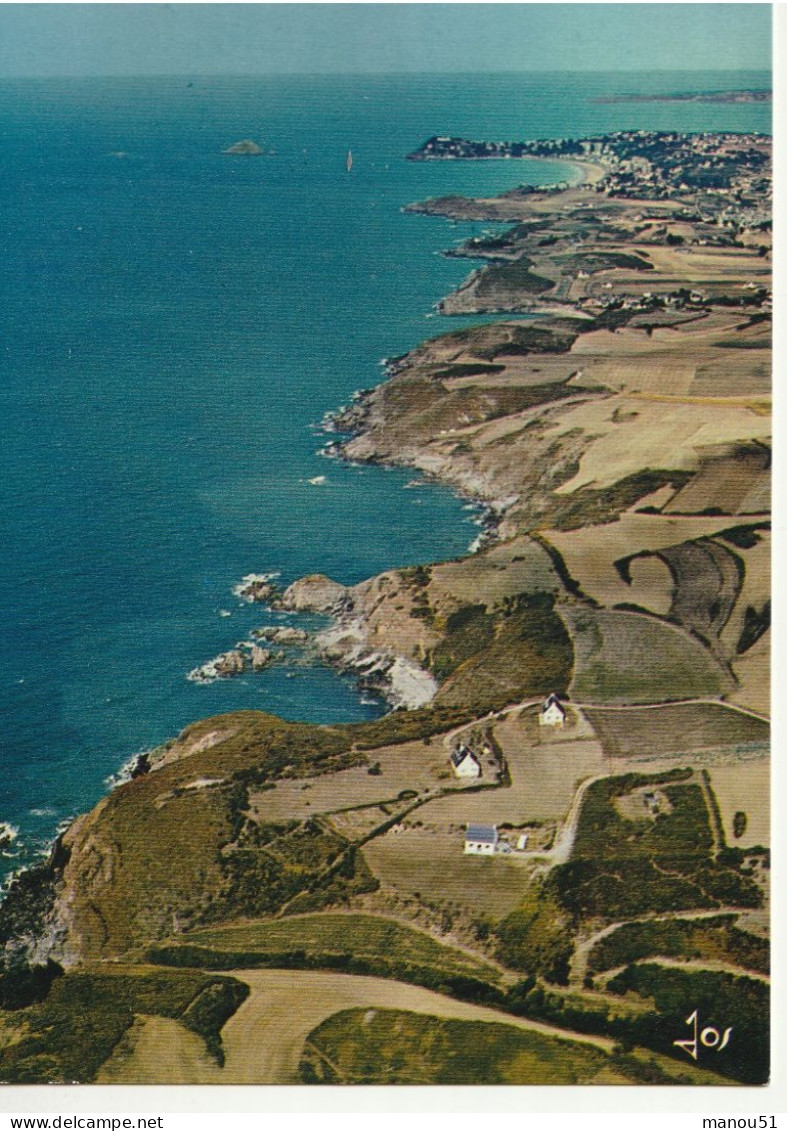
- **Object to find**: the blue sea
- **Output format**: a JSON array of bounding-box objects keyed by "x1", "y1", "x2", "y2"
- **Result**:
[{"x1": 0, "y1": 71, "x2": 771, "y2": 881}]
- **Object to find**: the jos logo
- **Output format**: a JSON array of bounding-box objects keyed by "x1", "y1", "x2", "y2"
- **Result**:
[{"x1": 673, "y1": 1009, "x2": 733, "y2": 1061}]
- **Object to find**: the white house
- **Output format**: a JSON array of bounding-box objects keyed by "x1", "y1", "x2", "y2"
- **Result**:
[
  {"x1": 539, "y1": 693, "x2": 566, "y2": 728},
  {"x1": 450, "y1": 745, "x2": 481, "y2": 779},
  {"x1": 464, "y1": 824, "x2": 498, "y2": 855}
]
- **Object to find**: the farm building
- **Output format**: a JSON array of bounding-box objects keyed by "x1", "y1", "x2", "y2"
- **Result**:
[
  {"x1": 450, "y1": 745, "x2": 481, "y2": 779},
  {"x1": 464, "y1": 824, "x2": 498, "y2": 855},
  {"x1": 539, "y1": 693, "x2": 566, "y2": 728}
]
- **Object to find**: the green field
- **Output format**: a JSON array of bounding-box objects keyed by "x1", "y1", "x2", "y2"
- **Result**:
[
  {"x1": 183, "y1": 913, "x2": 498, "y2": 982},
  {"x1": 300, "y1": 1005, "x2": 732, "y2": 1086},
  {"x1": 588, "y1": 915, "x2": 769, "y2": 977},
  {"x1": 0, "y1": 968, "x2": 247, "y2": 1084},
  {"x1": 301, "y1": 1007, "x2": 612, "y2": 1085},
  {"x1": 547, "y1": 770, "x2": 763, "y2": 920},
  {"x1": 606, "y1": 964, "x2": 769, "y2": 1085},
  {"x1": 561, "y1": 607, "x2": 732, "y2": 704}
]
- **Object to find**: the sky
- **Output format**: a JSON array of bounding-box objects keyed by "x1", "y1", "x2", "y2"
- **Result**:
[{"x1": 0, "y1": 3, "x2": 773, "y2": 78}]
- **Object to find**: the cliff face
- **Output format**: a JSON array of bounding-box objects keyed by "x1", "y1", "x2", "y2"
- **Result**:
[
  {"x1": 41, "y1": 713, "x2": 364, "y2": 962},
  {"x1": 53, "y1": 768, "x2": 236, "y2": 962}
]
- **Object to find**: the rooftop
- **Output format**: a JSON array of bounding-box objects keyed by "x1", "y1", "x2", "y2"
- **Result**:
[{"x1": 465, "y1": 824, "x2": 498, "y2": 843}]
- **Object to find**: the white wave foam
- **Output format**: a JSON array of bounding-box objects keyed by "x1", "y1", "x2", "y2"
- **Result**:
[{"x1": 104, "y1": 748, "x2": 156, "y2": 789}]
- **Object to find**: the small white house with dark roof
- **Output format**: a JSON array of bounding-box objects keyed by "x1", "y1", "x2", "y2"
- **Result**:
[
  {"x1": 450, "y1": 745, "x2": 481, "y2": 779},
  {"x1": 464, "y1": 824, "x2": 498, "y2": 855},
  {"x1": 539, "y1": 693, "x2": 566, "y2": 728}
]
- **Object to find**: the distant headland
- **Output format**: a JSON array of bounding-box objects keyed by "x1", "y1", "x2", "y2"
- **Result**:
[{"x1": 591, "y1": 89, "x2": 771, "y2": 105}]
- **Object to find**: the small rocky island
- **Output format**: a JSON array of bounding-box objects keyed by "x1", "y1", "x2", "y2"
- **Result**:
[{"x1": 222, "y1": 138, "x2": 266, "y2": 155}]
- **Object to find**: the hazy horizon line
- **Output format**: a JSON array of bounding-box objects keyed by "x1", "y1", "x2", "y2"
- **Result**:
[{"x1": 0, "y1": 67, "x2": 773, "y2": 81}]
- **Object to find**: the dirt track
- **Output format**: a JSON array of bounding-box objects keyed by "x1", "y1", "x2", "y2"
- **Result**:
[
  {"x1": 92, "y1": 969, "x2": 616, "y2": 1085},
  {"x1": 217, "y1": 970, "x2": 616, "y2": 1083}
]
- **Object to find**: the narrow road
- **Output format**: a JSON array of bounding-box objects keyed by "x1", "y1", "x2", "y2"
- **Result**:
[
  {"x1": 576, "y1": 697, "x2": 769, "y2": 725},
  {"x1": 548, "y1": 771, "x2": 610, "y2": 865},
  {"x1": 443, "y1": 695, "x2": 768, "y2": 755},
  {"x1": 569, "y1": 907, "x2": 763, "y2": 986},
  {"x1": 441, "y1": 699, "x2": 540, "y2": 751}
]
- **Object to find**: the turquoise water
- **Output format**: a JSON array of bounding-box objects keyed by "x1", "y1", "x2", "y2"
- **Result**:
[{"x1": 0, "y1": 71, "x2": 770, "y2": 878}]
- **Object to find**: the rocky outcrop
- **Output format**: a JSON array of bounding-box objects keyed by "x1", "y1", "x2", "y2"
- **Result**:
[
  {"x1": 249, "y1": 646, "x2": 272, "y2": 671},
  {"x1": 251, "y1": 625, "x2": 309, "y2": 644},
  {"x1": 232, "y1": 573, "x2": 280, "y2": 603},
  {"x1": 187, "y1": 643, "x2": 273, "y2": 684},
  {"x1": 280, "y1": 574, "x2": 348, "y2": 613},
  {"x1": 315, "y1": 616, "x2": 438, "y2": 710}
]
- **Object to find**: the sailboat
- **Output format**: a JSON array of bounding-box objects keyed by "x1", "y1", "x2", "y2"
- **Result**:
[{"x1": 346, "y1": 148, "x2": 353, "y2": 172}]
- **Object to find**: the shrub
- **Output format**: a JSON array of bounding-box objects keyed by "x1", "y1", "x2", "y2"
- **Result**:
[
  {"x1": 495, "y1": 888, "x2": 573, "y2": 983},
  {"x1": 0, "y1": 960, "x2": 63, "y2": 1011}
]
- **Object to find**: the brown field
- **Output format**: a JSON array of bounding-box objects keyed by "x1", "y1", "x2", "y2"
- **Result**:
[
  {"x1": 444, "y1": 356, "x2": 580, "y2": 390},
  {"x1": 94, "y1": 1016, "x2": 221, "y2": 1085},
  {"x1": 406, "y1": 302, "x2": 765, "y2": 416},
  {"x1": 663, "y1": 447, "x2": 770, "y2": 516},
  {"x1": 709, "y1": 761, "x2": 770, "y2": 850},
  {"x1": 576, "y1": 250, "x2": 770, "y2": 301},
  {"x1": 247, "y1": 738, "x2": 456, "y2": 823},
  {"x1": 626, "y1": 556, "x2": 674, "y2": 616},
  {"x1": 90, "y1": 970, "x2": 615, "y2": 1085},
  {"x1": 422, "y1": 710, "x2": 606, "y2": 827},
  {"x1": 719, "y1": 534, "x2": 771, "y2": 657},
  {"x1": 429, "y1": 535, "x2": 559, "y2": 605},
  {"x1": 325, "y1": 803, "x2": 417, "y2": 842},
  {"x1": 559, "y1": 318, "x2": 770, "y2": 400},
  {"x1": 363, "y1": 829, "x2": 528, "y2": 917},
  {"x1": 639, "y1": 243, "x2": 772, "y2": 281},
  {"x1": 561, "y1": 606, "x2": 732, "y2": 704},
  {"x1": 584, "y1": 702, "x2": 769, "y2": 761},
  {"x1": 542, "y1": 514, "x2": 744, "y2": 612},
  {"x1": 689, "y1": 359, "x2": 770, "y2": 399},
  {"x1": 547, "y1": 394, "x2": 770, "y2": 497},
  {"x1": 730, "y1": 635, "x2": 770, "y2": 716},
  {"x1": 659, "y1": 538, "x2": 742, "y2": 649},
  {"x1": 362, "y1": 707, "x2": 607, "y2": 909}
]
